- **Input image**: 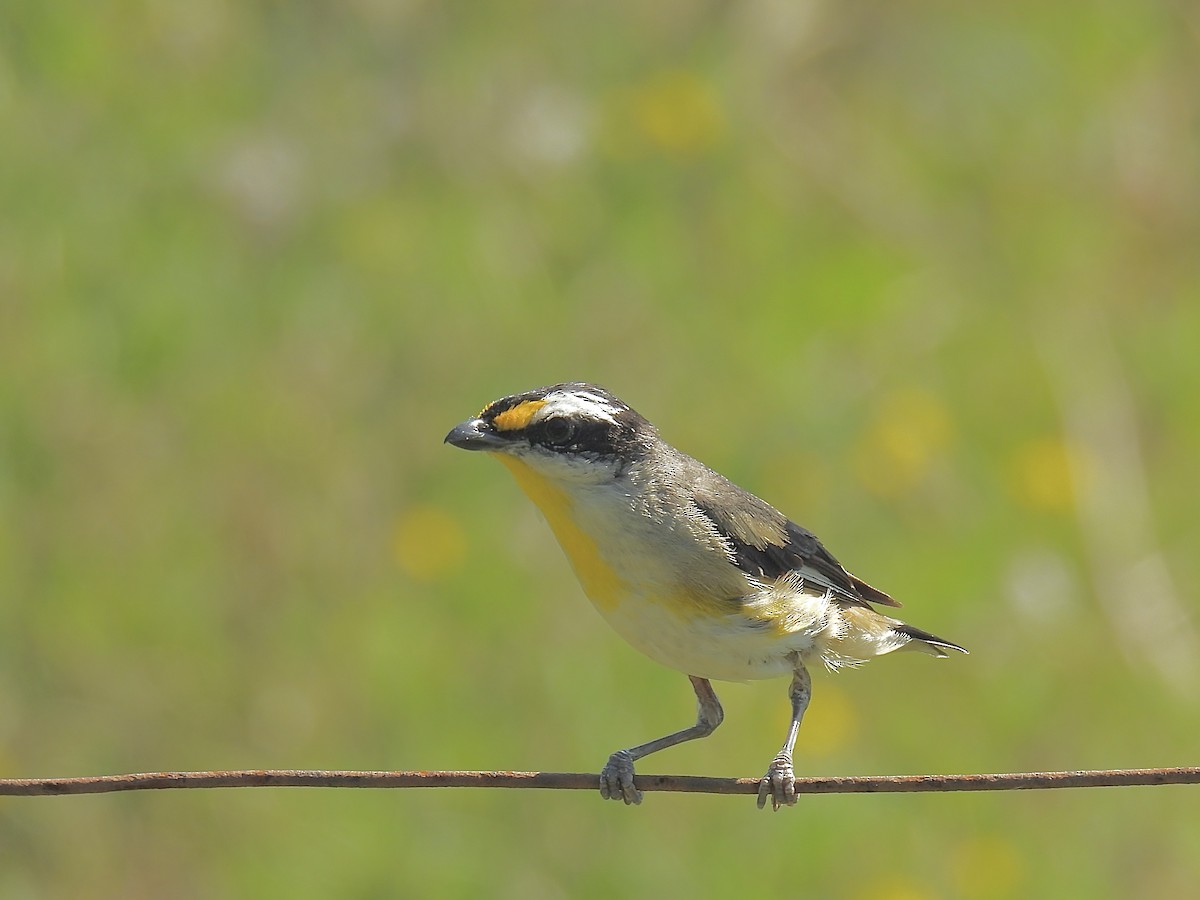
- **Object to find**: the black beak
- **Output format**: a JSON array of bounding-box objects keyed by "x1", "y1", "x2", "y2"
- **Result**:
[{"x1": 445, "y1": 417, "x2": 509, "y2": 451}]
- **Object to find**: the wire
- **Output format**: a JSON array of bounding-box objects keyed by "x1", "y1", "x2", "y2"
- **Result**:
[{"x1": 3, "y1": 767, "x2": 1198, "y2": 797}]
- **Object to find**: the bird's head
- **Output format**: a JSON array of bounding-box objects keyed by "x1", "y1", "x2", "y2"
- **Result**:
[{"x1": 445, "y1": 382, "x2": 652, "y2": 485}]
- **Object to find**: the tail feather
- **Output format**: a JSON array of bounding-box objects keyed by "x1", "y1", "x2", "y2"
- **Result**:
[
  {"x1": 893, "y1": 622, "x2": 968, "y2": 657},
  {"x1": 850, "y1": 574, "x2": 901, "y2": 608}
]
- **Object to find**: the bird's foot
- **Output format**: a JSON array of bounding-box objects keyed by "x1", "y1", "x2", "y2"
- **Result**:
[
  {"x1": 599, "y1": 750, "x2": 643, "y2": 805},
  {"x1": 757, "y1": 753, "x2": 797, "y2": 811}
]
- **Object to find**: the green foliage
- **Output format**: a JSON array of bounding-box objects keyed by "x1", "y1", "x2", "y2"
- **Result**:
[{"x1": 2, "y1": 1, "x2": 1199, "y2": 897}]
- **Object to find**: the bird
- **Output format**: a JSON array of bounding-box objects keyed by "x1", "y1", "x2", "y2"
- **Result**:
[{"x1": 445, "y1": 382, "x2": 966, "y2": 810}]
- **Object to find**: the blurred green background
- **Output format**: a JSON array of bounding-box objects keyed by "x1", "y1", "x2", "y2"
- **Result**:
[{"x1": 2, "y1": 1, "x2": 1199, "y2": 897}]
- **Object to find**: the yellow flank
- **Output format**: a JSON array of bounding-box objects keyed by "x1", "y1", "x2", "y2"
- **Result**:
[
  {"x1": 495, "y1": 455, "x2": 626, "y2": 611},
  {"x1": 492, "y1": 399, "x2": 547, "y2": 432}
]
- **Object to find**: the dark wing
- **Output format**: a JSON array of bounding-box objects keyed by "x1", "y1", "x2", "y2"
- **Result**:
[{"x1": 692, "y1": 482, "x2": 901, "y2": 609}]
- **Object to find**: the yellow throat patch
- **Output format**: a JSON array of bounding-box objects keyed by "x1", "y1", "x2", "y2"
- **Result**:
[{"x1": 494, "y1": 454, "x2": 625, "y2": 612}]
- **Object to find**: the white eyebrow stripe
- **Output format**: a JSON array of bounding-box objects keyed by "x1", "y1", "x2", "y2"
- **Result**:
[{"x1": 538, "y1": 390, "x2": 620, "y2": 423}]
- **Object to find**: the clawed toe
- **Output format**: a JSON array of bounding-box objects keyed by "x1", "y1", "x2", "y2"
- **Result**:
[
  {"x1": 599, "y1": 750, "x2": 643, "y2": 805},
  {"x1": 757, "y1": 754, "x2": 798, "y2": 811}
]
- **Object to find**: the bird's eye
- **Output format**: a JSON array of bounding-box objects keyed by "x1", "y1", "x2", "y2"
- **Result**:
[{"x1": 542, "y1": 417, "x2": 576, "y2": 445}]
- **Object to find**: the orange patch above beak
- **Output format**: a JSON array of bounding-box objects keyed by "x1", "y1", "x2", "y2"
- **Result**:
[{"x1": 492, "y1": 399, "x2": 547, "y2": 432}]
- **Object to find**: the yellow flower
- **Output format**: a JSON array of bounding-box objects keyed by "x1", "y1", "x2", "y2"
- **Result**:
[
  {"x1": 621, "y1": 70, "x2": 725, "y2": 156},
  {"x1": 855, "y1": 388, "x2": 954, "y2": 497},
  {"x1": 1007, "y1": 436, "x2": 1084, "y2": 513},
  {"x1": 952, "y1": 836, "x2": 1025, "y2": 899},
  {"x1": 392, "y1": 505, "x2": 466, "y2": 582}
]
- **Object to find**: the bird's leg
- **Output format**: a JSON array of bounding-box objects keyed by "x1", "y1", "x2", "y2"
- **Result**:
[
  {"x1": 600, "y1": 675, "x2": 724, "y2": 805},
  {"x1": 757, "y1": 660, "x2": 812, "y2": 811}
]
